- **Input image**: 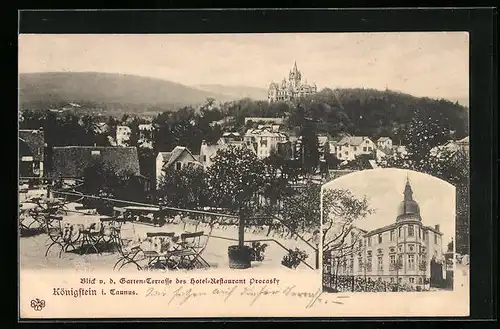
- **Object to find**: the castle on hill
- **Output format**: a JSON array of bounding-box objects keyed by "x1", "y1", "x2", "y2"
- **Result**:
[{"x1": 268, "y1": 62, "x2": 317, "y2": 103}]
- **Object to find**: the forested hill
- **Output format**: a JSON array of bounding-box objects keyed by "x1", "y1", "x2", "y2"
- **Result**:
[
  {"x1": 19, "y1": 72, "x2": 234, "y2": 114},
  {"x1": 222, "y1": 87, "x2": 469, "y2": 143}
]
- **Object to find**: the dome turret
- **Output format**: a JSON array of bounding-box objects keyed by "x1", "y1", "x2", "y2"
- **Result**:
[{"x1": 396, "y1": 176, "x2": 422, "y2": 222}]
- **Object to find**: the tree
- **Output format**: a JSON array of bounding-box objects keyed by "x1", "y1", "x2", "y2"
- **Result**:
[
  {"x1": 322, "y1": 188, "x2": 373, "y2": 259},
  {"x1": 157, "y1": 166, "x2": 208, "y2": 209},
  {"x1": 298, "y1": 126, "x2": 320, "y2": 174},
  {"x1": 206, "y1": 145, "x2": 266, "y2": 248}
]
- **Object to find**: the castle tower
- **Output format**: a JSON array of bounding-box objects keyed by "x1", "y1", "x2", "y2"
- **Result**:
[{"x1": 289, "y1": 61, "x2": 302, "y2": 88}]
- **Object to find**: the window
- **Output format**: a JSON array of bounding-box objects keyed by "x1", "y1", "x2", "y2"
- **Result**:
[
  {"x1": 418, "y1": 228, "x2": 421, "y2": 239},
  {"x1": 390, "y1": 230, "x2": 394, "y2": 241},
  {"x1": 418, "y1": 277, "x2": 423, "y2": 284},
  {"x1": 368, "y1": 147, "x2": 372, "y2": 151},
  {"x1": 367, "y1": 237, "x2": 372, "y2": 247},
  {"x1": 398, "y1": 246, "x2": 402, "y2": 253},
  {"x1": 363, "y1": 147, "x2": 367, "y2": 151},
  {"x1": 377, "y1": 256, "x2": 383, "y2": 270},
  {"x1": 203, "y1": 155, "x2": 207, "y2": 162},
  {"x1": 399, "y1": 227, "x2": 403, "y2": 238},
  {"x1": 378, "y1": 234, "x2": 382, "y2": 244},
  {"x1": 408, "y1": 225, "x2": 414, "y2": 236},
  {"x1": 434, "y1": 234, "x2": 438, "y2": 245},
  {"x1": 398, "y1": 277, "x2": 402, "y2": 283},
  {"x1": 367, "y1": 258, "x2": 372, "y2": 272},
  {"x1": 377, "y1": 277, "x2": 382, "y2": 282},
  {"x1": 409, "y1": 245, "x2": 414, "y2": 252},
  {"x1": 409, "y1": 277, "x2": 415, "y2": 284},
  {"x1": 358, "y1": 258, "x2": 363, "y2": 269},
  {"x1": 408, "y1": 255, "x2": 415, "y2": 269},
  {"x1": 390, "y1": 277, "x2": 395, "y2": 283},
  {"x1": 176, "y1": 162, "x2": 182, "y2": 170},
  {"x1": 345, "y1": 151, "x2": 348, "y2": 155},
  {"x1": 353, "y1": 146, "x2": 357, "y2": 151},
  {"x1": 390, "y1": 255, "x2": 395, "y2": 265}
]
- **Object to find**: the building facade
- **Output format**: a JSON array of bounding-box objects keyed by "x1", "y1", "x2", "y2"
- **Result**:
[
  {"x1": 326, "y1": 179, "x2": 444, "y2": 290},
  {"x1": 268, "y1": 62, "x2": 317, "y2": 103},
  {"x1": 377, "y1": 137, "x2": 393, "y2": 150},
  {"x1": 138, "y1": 124, "x2": 154, "y2": 149},
  {"x1": 244, "y1": 125, "x2": 288, "y2": 159},
  {"x1": 116, "y1": 125, "x2": 132, "y2": 146},
  {"x1": 331, "y1": 136, "x2": 377, "y2": 161},
  {"x1": 19, "y1": 129, "x2": 46, "y2": 178},
  {"x1": 156, "y1": 146, "x2": 201, "y2": 188}
]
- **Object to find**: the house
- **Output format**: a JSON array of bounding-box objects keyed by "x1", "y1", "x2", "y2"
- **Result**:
[
  {"x1": 138, "y1": 124, "x2": 154, "y2": 149},
  {"x1": 244, "y1": 125, "x2": 288, "y2": 159},
  {"x1": 156, "y1": 146, "x2": 202, "y2": 188},
  {"x1": 116, "y1": 126, "x2": 131, "y2": 146},
  {"x1": 49, "y1": 146, "x2": 151, "y2": 192},
  {"x1": 19, "y1": 129, "x2": 46, "y2": 178},
  {"x1": 220, "y1": 132, "x2": 242, "y2": 143},
  {"x1": 430, "y1": 136, "x2": 469, "y2": 158},
  {"x1": 199, "y1": 139, "x2": 257, "y2": 169},
  {"x1": 333, "y1": 136, "x2": 377, "y2": 161},
  {"x1": 377, "y1": 137, "x2": 393, "y2": 150},
  {"x1": 324, "y1": 179, "x2": 444, "y2": 290}
]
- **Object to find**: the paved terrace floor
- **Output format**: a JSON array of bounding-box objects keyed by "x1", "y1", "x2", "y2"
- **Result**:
[{"x1": 20, "y1": 203, "x2": 318, "y2": 273}]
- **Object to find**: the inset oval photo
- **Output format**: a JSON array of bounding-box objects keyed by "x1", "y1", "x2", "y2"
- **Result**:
[{"x1": 321, "y1": 168, "x2": 455, "y2": 293}]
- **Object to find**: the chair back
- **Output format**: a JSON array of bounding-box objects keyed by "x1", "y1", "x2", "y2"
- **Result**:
[{"x1": 180, "y1": 231, "x2": 208, "y2": 251}]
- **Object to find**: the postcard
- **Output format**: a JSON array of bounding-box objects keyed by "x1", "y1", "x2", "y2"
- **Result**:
[{"x1": 18, "y1": 31, "x2": 469, "y2": 318}]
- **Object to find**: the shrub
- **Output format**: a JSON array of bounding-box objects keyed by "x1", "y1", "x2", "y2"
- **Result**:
[
  {"x1": 249, "y1": 241, "x2": 268, "y2": 261},
  {"x1": 281, "y1": 248, "x2": 308, "y2": 269}
]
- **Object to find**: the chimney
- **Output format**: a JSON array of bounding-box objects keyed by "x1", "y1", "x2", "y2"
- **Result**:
[{"x1": 434, "y1": 225, "x2": 440, "y2": 232}]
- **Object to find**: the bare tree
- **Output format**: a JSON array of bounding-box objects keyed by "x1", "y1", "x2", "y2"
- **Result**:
[{"x1": 322, "y1": 188, "x2": 373, "y2": 257}]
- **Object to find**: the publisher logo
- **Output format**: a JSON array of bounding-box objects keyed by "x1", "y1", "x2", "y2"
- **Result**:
[{"x1": 30, "y1": 298, "x2": 46, "y2": 311}]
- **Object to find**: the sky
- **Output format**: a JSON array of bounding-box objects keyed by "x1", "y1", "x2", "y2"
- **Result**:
[
  {"x1": 322, "y1": 168, "x2": 455, "y2": 246},
  {"x1": 18, "y1": 32, "x2": 469, "y2": 105}
]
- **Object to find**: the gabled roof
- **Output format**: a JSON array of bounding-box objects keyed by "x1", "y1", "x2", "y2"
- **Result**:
[
  {"x1": 338, "y1": 136, "x2": 372, "y2": 146},
  {"x1": 19, "y1": 129, "x2": 45, "y2": 161},
  {"x1": 377, "y1": 137, "x2": 391, "y2": 142},
  {"x1": 457, "y1": 136, "x2": 469, "y2": 144},
  {"x1": 50, "y1": 146, "x2": 141, "y2": 178},
  {"x1": 159, "y1": 146, "x2": 200, "y2": 169}
]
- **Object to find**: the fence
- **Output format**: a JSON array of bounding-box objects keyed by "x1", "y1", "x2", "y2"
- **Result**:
[{"x1": 323, "y1": 273, "x2": 425, "y2": 292}]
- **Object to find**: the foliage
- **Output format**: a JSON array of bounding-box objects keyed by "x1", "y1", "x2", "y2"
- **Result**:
[
  {"x1": 340, "y1": 153, "x2": 376, "y2": 170},
  {"x1": 82, "y1": 161, "x2": 143, "y2": 203},
  {"x1": 297, "y1": 126, "x2": 320, "y2": 173},
  {"x1": 157, "y1": 165, "x2": 208, "y2": 209},
  {"x1": 248, "y1": 241, "x2": 268, "y2": 261},
  {"x1": 206, "y1": 145, "x2": 266, "y2": 211},
  {"x1": 281, "y1": 248, "x2": 309, "y2": 269},
  {"x1": 279, "y1": 183, "x2": 321, "y2": 233},
  {"x1": 322, "y1": 188, "x2": 374, "y2": 258}
]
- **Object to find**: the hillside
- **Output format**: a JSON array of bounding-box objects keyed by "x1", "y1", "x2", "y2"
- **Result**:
[
  {"x1": 195, "y1": 84, "x2": 268, "y2": 101},
  {"x1": 19, "y1": 72, "x2": 235, "y2": 114}
]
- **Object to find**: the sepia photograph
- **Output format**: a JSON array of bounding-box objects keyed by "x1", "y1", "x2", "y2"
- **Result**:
[
  {"x1": 322, "y1": 168, "x2": 460, "y2": 293},
  {"x1": 18, "y1": 30, "x2": 470, "y2": 318}
]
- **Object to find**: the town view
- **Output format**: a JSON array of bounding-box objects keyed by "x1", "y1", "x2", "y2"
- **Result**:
[{"x1": 18, "y1": 33, "x2": 469, "y2": 280}]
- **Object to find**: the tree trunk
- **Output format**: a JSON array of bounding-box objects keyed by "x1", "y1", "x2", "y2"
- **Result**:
[{"x1": 238, "y1": 207, "x2": 245, "y2": 249}]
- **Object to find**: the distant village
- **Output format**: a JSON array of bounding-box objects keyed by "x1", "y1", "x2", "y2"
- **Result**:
[{"x1": 18, "y1": 62, "x2": 469, "y2": 193}]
